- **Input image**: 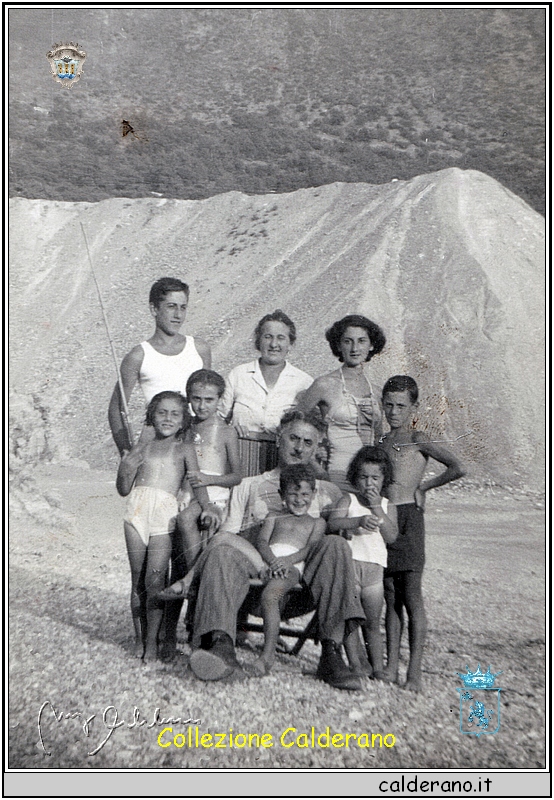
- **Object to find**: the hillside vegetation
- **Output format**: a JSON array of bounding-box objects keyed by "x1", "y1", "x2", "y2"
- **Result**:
[{"x1": 9, "y1": 8, "x2": 545, "y2": 212}]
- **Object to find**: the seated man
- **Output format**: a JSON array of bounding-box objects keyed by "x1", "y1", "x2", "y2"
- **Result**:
[{"x1": 188, "y1": 409, "x2": 366, "y2": 690}]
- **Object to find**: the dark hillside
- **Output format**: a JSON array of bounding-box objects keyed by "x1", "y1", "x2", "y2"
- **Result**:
[{"x1": 8, "y1": 8, "x2": 545, "y2": 212}]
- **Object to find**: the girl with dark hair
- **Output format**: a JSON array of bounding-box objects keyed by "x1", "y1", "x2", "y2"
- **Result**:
[
  {"x1": 297, "y1": 314, "x2": 386, "y2": 489},
  {"x1": 220, "y1": 310, "x2": 313, "y2": 475},
  {"x1": 116, "y1": 391, "x2": 215, "y2": 662},
  {"x1": 328, "y1": 445, "x2": 397, "y2": 678}
]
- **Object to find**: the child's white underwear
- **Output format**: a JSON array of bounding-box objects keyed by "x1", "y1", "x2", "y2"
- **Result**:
[
  {"x1": 204, "y1": 472, "x2": 230, "y2": 512},
  {"x1": 270, "y1": 542, "x2": 304, "y2": 577},
  {"x1": 177, "y1": 472, "x2": 230, "y2": 517},
  {"x1": 124, "y1": 486, "x2": 178, "y2": 546}
]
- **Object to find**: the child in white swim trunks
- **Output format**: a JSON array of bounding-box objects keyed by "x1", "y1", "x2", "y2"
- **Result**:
[
  {"x1": 328, "y1": 446, "x2": 398, "y2": 679},
  {"x1": 164, "y1": 370, "x2": 242, "y2": 575},
  {"x1": 252, "y1": 464, "x2": 326, "y2": 675},
  {"x1": 117, "y1": 390, "x2": 217, "y2": 661},
  {"x1": 158, "y1": 370, "x2": 242, "y2": 651}
]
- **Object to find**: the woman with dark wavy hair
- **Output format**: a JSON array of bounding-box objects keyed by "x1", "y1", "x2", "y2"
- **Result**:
[{"x1": 297, "y1": 314, "x2": 386, "y2": 489}]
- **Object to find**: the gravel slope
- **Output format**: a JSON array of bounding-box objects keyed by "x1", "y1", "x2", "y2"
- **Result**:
[
  {"x1": 8, "y1": 171, "x2": 545, "y2": 487},
  {"x1": 8, "y1": 465, "x2": 545, "y2": 770}
]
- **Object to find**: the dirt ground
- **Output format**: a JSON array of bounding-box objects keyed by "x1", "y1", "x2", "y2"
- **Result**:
[{"x1": 8, "y1": 465, "x2": 545, "y2": 770}]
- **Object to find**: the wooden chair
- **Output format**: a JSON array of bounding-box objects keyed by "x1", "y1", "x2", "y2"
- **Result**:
[
  {"x1": 237, "y1": 432, "x2": 278, "y2": 477},
  {"x1": 238, "y1": 578, "x2": 319, "y2": 656}
]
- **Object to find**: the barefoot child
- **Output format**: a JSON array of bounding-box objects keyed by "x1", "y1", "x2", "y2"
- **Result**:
[
  {"x1": 379, "y1": 375, "x2": 465, "y2": 691},
  {"x1": 252, "y1": 464, "x2": 326, "y2": 675},
  {"x1": 328, "y1": 446, "x2": 398, "y2": 679},
  {"x1": 156, "y1": 371, "x2": 242, "y2": 652},
  {"x1": 160, "y1": 370, "x2": 242, "y2": 586},
  {"x1": 117, "y1": 390, "x2": 217, "y2": 661},
  {"x1": 182, "y1": 369, "x2": 242, "y2": 560}
]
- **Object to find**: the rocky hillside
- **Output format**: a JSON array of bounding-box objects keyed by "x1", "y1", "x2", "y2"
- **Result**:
[{"x1": 9, "y1": 168, "x2": 545, "y2": 488}]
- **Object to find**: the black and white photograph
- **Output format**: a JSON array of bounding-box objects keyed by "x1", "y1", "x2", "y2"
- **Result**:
[{"x1": 8, "y1": 4, "x2": 546, "y2": 791}]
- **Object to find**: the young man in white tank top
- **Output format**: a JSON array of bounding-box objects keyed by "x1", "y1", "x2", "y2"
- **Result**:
[
  {"x1": 108, "y1": 277, "x2": 211, "y2": 454},
  {"x1": 109, "y1": 278, "x2": 215, "y2": 661}
]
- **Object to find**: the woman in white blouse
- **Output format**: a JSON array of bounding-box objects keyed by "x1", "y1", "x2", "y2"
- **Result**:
[{"x1": 220, "y1": 310, "x2": 313, "y2": 474}]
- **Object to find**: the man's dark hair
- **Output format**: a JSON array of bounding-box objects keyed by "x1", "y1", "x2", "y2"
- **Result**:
[
  {"x1": 144, "y1": 391, "x2": 190, "y2": 438},
  {"x1": 346, "y1": 446, "x2": 393, "y2": 490},
  {"x1": 382, "y1": 375, "x2": 419, "y2": 404},
  {"x1": 254, "y1": 309, "x2": 297, "y2": 350},
  {"x1": 186, "y1": 369, "x2": 226, "y2": 398},
  {"x1": 279, "y1": 463, "x2": 317, "y2": 495},
  {"x1": 279, "y1": 408, "x2": 327, "y2": 436},
  {"x1": 325, "y1": 314, "x2": 386, "y2": 362},
  {"x1": 149, "y1": 277, "x2": 190, "y2": 307}
]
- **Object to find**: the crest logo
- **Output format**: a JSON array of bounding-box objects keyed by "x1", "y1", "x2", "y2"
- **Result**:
[
  {"x1": 46, "y1": 43, "x2": 86, "y2": 88},
  {"x1": 456, "y1": 665, "x2": 502, "y2": 737}
]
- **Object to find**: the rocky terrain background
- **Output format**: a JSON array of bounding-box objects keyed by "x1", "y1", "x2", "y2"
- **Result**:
[
  {"x1": 9, "y1": 169, "x2": 545, "y2": 494},
  {"x1": 8, "y1": 464, "x2": 545, "y2": 770}
]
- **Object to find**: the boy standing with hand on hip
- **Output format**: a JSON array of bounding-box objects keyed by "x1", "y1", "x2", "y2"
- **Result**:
[{"x1": 379, "y1": 375, "x2": 465, "y2": 692}]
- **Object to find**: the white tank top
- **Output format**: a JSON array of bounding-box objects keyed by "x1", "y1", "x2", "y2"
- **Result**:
[
  {"x1": 139, "y1": 337, "x2": 203, "y2": 403},
  {"x1": 346, "y1": 493, "x2": 389, "y2": 567}
]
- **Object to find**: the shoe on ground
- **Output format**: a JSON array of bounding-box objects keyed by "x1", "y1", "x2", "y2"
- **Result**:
[{"x1": 190, "y1": 631, "x2": 245, "y2": 681}]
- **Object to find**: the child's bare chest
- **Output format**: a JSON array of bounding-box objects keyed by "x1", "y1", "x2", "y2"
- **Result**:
[
  {"x1": 381, "y1": 434, "x2": 428, "y2": 499},
  {"x1": 272, "y1": 514, "x2": 313, "y2": 547},
  {"x1": 136, "y1": 443, "x2": 185, "y2": 493},
  {"x1": 190, "y1": 424, "x2": 227, "y2": 471}
]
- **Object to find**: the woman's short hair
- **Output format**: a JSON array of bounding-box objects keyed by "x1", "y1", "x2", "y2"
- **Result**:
[
  {"x1": 144, "y1": 390, "x2": 190, "y2": 438},
  {"x1": 346, "y1": 445, "x2": 393, "y2": 490},
  {"x1": 149, "y1": 277, "x2": 190, "y2": 307},
  {"x1": 254, "y1": 309, "x2": 297, "y2": 350},
  {"x1": 325, "y1": 314, "x2": 386, "y2": 362}
]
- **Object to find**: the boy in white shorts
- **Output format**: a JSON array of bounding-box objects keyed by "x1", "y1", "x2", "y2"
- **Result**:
[
  {"x1": 252, "y1": 464, "x2": 326, "y2": 675},
  {"x1": 118, "y1": 390, "x2": 217, "y2": 661}
]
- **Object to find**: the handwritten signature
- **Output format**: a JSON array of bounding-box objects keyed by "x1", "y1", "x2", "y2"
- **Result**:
[{"x1": 37, "y1": 701, "x2": 201, "y2": 756}]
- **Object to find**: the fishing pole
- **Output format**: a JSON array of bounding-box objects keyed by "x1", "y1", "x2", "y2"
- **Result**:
[{"x1": 80, "y1": 222, "x2": 135, "y2": 450}]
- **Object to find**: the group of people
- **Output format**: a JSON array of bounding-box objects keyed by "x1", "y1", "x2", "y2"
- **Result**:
[{"x1": 110, "y1": 277, "x2": 464, "y2": 692}]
